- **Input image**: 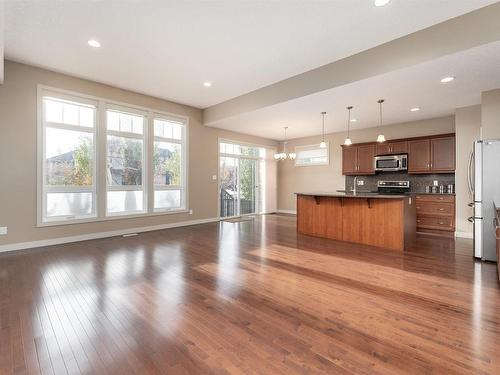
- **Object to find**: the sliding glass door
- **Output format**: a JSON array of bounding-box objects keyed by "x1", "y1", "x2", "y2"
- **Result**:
[{"x1": 219, "y1": 142, "x2": 261, "y2": 218}]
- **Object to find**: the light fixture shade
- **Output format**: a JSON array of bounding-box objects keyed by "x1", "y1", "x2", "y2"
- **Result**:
[
  {"x1": 319, "y1": 141, "x2": 327, "y2": 149},
  {"x1": 377, "y1": 134, "x2": 386, "y2": 143},
  {"x1": 344, "y1": 137, "x2": 352, "y2": 146}
]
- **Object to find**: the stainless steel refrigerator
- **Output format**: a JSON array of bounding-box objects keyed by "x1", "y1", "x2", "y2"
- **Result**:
[{"x1": 468, "y1": 139, "x2": 500, "y2": 261}]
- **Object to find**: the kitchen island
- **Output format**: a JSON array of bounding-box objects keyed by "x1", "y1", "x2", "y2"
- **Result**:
[{"x1": 296, "y1": 192, "x2": 416, "y2": 251}]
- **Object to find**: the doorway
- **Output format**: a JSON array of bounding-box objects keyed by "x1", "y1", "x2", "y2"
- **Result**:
[{"x1": 219, "y1": 141, "x2": 262, "y2": 218}]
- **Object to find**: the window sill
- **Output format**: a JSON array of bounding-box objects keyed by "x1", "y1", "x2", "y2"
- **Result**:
[{"x1": 38, "y1": 209, "x2": 190, "y2": 227}]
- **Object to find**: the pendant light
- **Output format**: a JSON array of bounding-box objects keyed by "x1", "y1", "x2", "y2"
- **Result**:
[
  {"x1": 274, "y1": 126, "x2": 296, "y2": 160},
  {"x1": 319, "y1": 112, "x2": 327, "y2": 148},
  {"x1": 344, "y1": 106, "x2": 353, "y2": 146},
  {"x1": 376, "y1": 99, "x2": 386, "y2": 143}
]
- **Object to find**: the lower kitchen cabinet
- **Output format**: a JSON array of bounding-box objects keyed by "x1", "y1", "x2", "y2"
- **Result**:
[{"x1": 415, "y1": 194, "x2": 455, "y2": 235}]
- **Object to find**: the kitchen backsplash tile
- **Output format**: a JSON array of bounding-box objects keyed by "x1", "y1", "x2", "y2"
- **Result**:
[{"x1": 345, "y1": 173, "x2": 455, "y2": 193}]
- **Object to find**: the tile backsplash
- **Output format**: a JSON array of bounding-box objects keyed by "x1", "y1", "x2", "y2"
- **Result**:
[{"x1": 345, "y1": 173, "x2": 455, "y2": 193}]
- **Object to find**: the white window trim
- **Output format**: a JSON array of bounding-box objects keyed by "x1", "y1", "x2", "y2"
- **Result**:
[
  {"x1": 37, "y1": 84, "x2": 189, "y2": 227},
  {"x1": 294, "y1": 142, "x2": 330, "y2": 167},
  {"x1": 105, "y1": 103, "x2": 148, "y2": 216},
  {"x1": 152, "y1": 114, "x2": 188, "y2": 213}
]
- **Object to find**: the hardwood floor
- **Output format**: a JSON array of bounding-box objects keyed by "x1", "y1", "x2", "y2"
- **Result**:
[{"x1": 1, "y1": 214, "x2": 499, "y2": 374}]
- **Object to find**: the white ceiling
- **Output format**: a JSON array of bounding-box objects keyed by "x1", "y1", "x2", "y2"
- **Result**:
[
  {"x1": 209, "y1": 41, "x2": 500, "y2": 140},
  {"x1": 4, "y1": 0, "x2": 498, "y2": 108}
]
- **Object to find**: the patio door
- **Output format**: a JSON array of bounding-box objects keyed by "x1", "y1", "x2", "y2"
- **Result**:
[{"x1": 219, "y1": 156, "x2": 259, "y2": 218}]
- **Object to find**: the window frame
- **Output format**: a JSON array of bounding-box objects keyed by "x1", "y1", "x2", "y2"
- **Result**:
[
  {"x1": 152, "y1": 115, "x2": 187, "y2": 212},
  {"x1": 37, "y1": 85, "x2": 190, "y2": 227},
  {"x1": 294, "y1": 142, "x2": 330, "y2": 167},
  {"x1": 39, "y1": 92, "x2": 98, "y2": 223},
  {"x1": 105, "y1": 105, "x2": 148, "y2": 217}
]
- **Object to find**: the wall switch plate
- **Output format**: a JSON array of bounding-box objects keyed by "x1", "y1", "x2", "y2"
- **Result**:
[
  {"x1": 0, "y1": 227, "x2": 7, "y2": 235},
  {"x1": 189, "y1": 209, "x2": 193, "y2": 215},
  {"x1": 212, "y1": 175, "x2": 217, "y2": 181},
  {"x1": 433, "y1": 180, "x2": 439, "y2": 186}
]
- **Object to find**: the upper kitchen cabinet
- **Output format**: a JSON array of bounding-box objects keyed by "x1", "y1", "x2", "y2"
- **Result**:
[
  {"x1": 342, "y1": 145, "x2": 358, "y2": 175},
  {"x1": 375, "y1": 141, "x2": 408, "y2": 156},
  {"x1": 342, "y1": 134, "x2": 455, "y2": 175},
  {"x1": 408, "y1": 135, "x2": 455, "y2": 174},
  {"x1": 430, "y1": 136, "x2": 455, "y2": 172},
  {"x1": 342, "y1": 144, "x2": 376, "y2": 175},
  {"x1": 408, "y1": 139, "x2": 431, "y2": 173},
  {"x1": 357, "y1": 144, "x2": 376, "y2": 174}
]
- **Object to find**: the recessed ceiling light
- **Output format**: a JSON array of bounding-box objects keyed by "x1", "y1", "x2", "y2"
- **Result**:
[
  {"x1": 350, "y1": 118, "x2": 357, "y2": 122},
  {"x1": 410, "y1": 107, "x2": 420, "y2": 112},
  {"x1": 440, "y1": 76, "x2": 455, "y2": 83},
  {"x1": 88, "y1": 40, "x2": 101, "y2": 48},
  {"x1": 374, "y1": 0, "x2": 391, "y2": 6},
  {"x1": 203, "y1": 81, "x2": 212, "y2": 87}
]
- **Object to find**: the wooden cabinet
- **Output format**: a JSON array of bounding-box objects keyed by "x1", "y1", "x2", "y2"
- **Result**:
[
  {"x1": 408, "y1": 136, "x2": 455, "y2": 174},
  {"x1": 408, "y1": 139, "x2": 431, "y2": 173},
  {"x1": 431, "y1": 136, "x2": 455, "y2": 172},
  {"x1": 342, "y1": 146, "x2": 358, "y2": 175},
  {"x1": 357, "y1": 145, "x2": 376, "y2": 174},
  {"x1": 415, "y1": 194, "x2": 455, "y2": 234},
  {"x1": 342, "y1": 134, "x2": 455, "y2": 175},
  {"x1": 376, "y1": 141, "x2": 408, "y2": 155},
  {"x1": 342, "y1": 145, "x2": 375, "y2": 175}
]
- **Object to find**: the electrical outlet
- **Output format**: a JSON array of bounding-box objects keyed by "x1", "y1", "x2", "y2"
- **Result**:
[
  {"x1": 0, "y1": 227, "x2": 7, "y2": 235},
  {"x1": 212, "y1": 175, "x2": 217, "y2": 181},
  {"x1": 357, "y1": 180, "x2": 364, "y2": 186},
  {"x1": 433, "y1": 180, "x2": 439, "y2": 186},
  {"x1": 189, "y1": 209, "x2": 193, "y2": 215}
]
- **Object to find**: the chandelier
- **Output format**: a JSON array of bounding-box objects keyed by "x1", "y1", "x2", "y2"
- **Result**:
[{"x1": 274, "y1": 126, "x2": 296, "y2": 160}]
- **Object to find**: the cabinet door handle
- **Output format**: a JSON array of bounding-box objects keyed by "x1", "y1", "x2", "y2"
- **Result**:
[
  {"x1": 439, "y1": 222, "x2": 444, "y2": 225},
  {"x1": 438, "y1": 208, "x2": 445, "y2": 211},
  {"x1": 417, "y1": 220, "x2": 421, "y2": 223}
]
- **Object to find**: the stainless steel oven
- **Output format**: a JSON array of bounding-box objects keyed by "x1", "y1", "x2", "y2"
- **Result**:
[{"x1": 374, "y1": 154, "x2": 408, "y2": 172}]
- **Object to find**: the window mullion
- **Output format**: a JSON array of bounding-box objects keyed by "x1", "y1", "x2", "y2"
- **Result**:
[
  {"x1": 97, "y1": 100, "x2": 107, "y2": 219},
  {"x1": 147, "y1": 112, "x2": 154, "y2": 213}
]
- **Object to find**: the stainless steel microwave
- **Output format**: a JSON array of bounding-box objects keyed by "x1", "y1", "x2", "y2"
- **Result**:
[{"x1": 374, "y1": 154, "x2": 408, "y2": 172}]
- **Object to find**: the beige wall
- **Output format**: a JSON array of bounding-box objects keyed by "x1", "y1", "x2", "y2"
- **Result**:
[
  {"x1": 455, "y1": 105, "x2": 481, "y2": 235},
  {"x1": 481, "y1": 89, "x2": 500, "y2": 139},
  {"x1": 0, "y1": 61, "x2": 277, "y2": 247},
  {"x1": 278, "y1": 116, "x2": 455, "y2": 212}
]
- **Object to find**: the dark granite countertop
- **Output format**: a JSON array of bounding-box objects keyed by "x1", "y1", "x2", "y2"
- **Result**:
[{"x1": 295, "y1": 192, "x2": 409, "y2": 199}]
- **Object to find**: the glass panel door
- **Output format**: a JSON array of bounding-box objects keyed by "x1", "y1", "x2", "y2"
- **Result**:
[
  {"x1": 238, "y1": 158, "x2": 258, "y2": 215},
  {"x1": 219, "y1": 156, "x2": 259, "y2": 218},
  {"x1": 220, "y1": 156, "x2": 238, "y2": 218}
]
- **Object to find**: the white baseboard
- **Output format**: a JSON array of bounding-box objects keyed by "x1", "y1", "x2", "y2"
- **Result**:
[
  {"x1": 0, "y1": 217, "x2": 220, "y2": 254},
  {"x1": 455, "y1": 231, "x2": 473, "y2": 239},
  {"x1": 277, "y1": 209, "x2": 297, "y2": 215}
]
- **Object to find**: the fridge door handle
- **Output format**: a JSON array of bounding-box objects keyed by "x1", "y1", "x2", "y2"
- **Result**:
[{"x1": 467, "y1": 150, "x2": 474, "y2": 198}]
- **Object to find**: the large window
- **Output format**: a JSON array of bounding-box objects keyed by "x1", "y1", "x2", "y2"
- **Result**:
[
  {"x1": 38, "y1": 87, "x2": 188, "y2": 225},
  {"x1": 153, "y1": 118, "x2": 186, "y2": 211},
  {"x1": 294, "y1": 143, "x2": 329, "y2": 166},
  {"x1": 41, "y1": 95, "x2": 97, "y2": 222},
  {"x1": 106, "y1": 109, "x2": 146, "y2": 215}
]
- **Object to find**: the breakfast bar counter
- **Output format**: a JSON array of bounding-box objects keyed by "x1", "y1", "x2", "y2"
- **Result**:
[{"x1": 296, "y1": 192, "x2": 416, "y2": 251}]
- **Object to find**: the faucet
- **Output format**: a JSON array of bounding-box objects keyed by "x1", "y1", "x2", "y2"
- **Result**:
[{"x1": 352, "y1": 176, "x2": 358, "y2": 195}]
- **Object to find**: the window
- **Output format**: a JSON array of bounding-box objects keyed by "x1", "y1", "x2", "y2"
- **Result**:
[
  {"x1": 38, "y1": 86, "x2": 189, "y2": 225},
  {"x1": 294, "y1": 143, "x2": 329, "y2": 166},
  {"x1": 153, "y1": 118, "x2": 186, "y2": 211},
  {"x1": 41, "y1": 95, "x2": 97, "y2": 222},
  {"x1": 106, "y1": 109, "x2": 146, "y2": 215}
]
